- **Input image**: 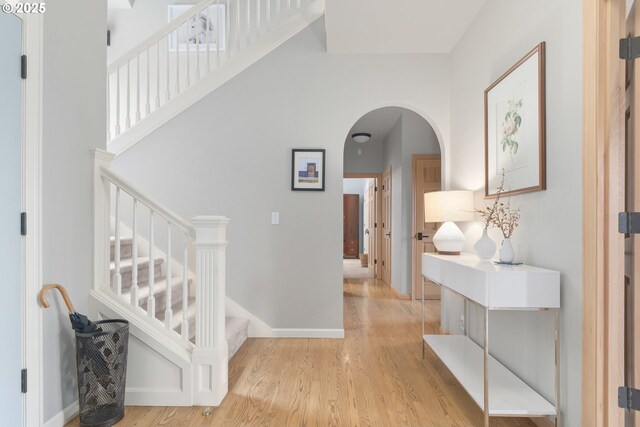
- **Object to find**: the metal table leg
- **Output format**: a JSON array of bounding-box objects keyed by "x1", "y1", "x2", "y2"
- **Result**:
[
  {"x1": 422, "y1": 277, "x2": 425, "y2": 360},
  {"x1": 484, "y1": 307, "x2": 490, "y2": 427},
  {"x1": 555, "y1": 308, "x2": 560, "y2": 426}
]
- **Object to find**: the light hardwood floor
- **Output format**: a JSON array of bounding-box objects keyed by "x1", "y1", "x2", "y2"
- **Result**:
[{"x1": 66, "y1": 269, "x2": 535, "y2": 427}]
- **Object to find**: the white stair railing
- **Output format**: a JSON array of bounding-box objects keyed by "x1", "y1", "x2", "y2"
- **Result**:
[
  {"x1": 91, "y1": 149, "x2": 230, "y2": 405},
  {"x1": 107, "y1": 0, "x2": 321, "y2": 143}
]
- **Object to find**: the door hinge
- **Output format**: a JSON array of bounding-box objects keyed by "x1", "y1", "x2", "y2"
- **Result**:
[
  {"x1": 375, "y1": 187, "x2": 378, "y2": 191},
  {"x1": 621, "y1": 36, "x2": 640, "y2": 60},
  {"x1": 382, "y1": 260, "x2": 385, "y2": 267},
  {"x1": 619, "y1": 387, "x2": 640, "y2": 411},
  {"x1": 20, "y1": 212, "x2": 27, "y2": 236},
  {"x1": 21, "y1": 55, "x2": 27, "y2": 79},
  {"x1": 382, "y1": 185, "x2": 385, "y2": 190},
  {"x1": 374, "y1": 222, "x2": 377, "y2": 228},
  {"x1": 21, "y1": 369, "x2": 27, "y2": 393},
  {"x1": 374, "y1": 259, "x2": 377, "y2": 265},
  {"x1": 619, "y1": 212, "x2": 640, "y2": 234}
]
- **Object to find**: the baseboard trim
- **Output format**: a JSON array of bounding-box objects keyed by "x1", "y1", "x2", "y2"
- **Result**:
[
  {"x1": 43, "y1": 400, "x2": 78, "y2": 427},
  {"x1": 271, "y1": 328, "x2": 345, "y2": 338},
  {"x1": 389, "y1": 284, "x2": 412, "y2": 300}
]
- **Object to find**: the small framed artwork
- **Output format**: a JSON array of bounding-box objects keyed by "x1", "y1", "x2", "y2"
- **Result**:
[
  {"x1": 485, "y1": 42, "x2": 546, "y2": 197},
  {"x1": 291, "y1": 149, "x2": 326, "y2": 191},
  {"x1": 168, "y1": 4, "x2": 226, "y2": 52}
]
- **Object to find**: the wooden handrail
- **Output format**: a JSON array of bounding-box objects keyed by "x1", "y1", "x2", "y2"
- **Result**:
[
  {"x1": 100, "y1": 166, "x2": 196, "y2": 238},
  {"x1": 38, "y1": 284, "x2": 75, "y2": 313}
]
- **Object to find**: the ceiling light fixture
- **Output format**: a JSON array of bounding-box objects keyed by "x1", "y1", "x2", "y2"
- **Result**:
[{"x1": 351, "y1": 132, "x2": 372, "y2": 143}]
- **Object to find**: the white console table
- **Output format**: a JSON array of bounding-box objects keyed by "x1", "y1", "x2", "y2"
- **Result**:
[{"x1": 421, "y1": 253, "x2": 560, "y2": 427}]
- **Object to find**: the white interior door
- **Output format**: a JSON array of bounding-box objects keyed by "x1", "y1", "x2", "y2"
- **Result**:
[{"x1": 0, "y1": 11, "x2": 24, "y2": 426}]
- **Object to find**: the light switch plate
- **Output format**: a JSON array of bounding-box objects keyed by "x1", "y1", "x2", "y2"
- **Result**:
[{"x1": 271, "y1": 212, "x2": 280, "y2": 225}]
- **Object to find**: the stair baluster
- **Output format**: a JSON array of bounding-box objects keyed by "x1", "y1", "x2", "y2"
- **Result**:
[
  {"x1": 256, "y1": 0, "x2": 261, "y2": 39},
  {"x1": 135, "y1": 55, "x2": 141, "y2": 122},
  {"x1": 107, "y1": 78, "x2": 111, "y2": 141},
  {"x1": 226, "y1": 0, "x2": 231, "y2": 58},
  {"x1": 185, "y1": 23, "x2": 191, "y2": 88},
  {"x1": 235, "y1": 0, "x2": 240, "y2": 50},
  {"x1": 165, "y1": 221, "x2": 173, "y2": 330},
  {"x1": 148, "y1": 210, "x2": 156, "y2": 318},
  {"x1": 155, "y1": 43, "x2": 161, "y2": 108},
  {"x1": 131, "y1": 199, "x2": 139, "y2": 306},
  {"x1": 216, "y1": 0, "x2": 221, "y2": 66},
  {"x1": 113, "y1": 187, "x2": 122, "y2": 295},
  {"x1": 125, "y1": 61, "x2": 131, "y2": 130},
  {"x1": 115, "y1": 70, "x2": 121, "y2": 137},
  {"x1": 145, "y1": 48, "x2": 151, "y2": 115},
  {"x1": 196, "y1": 9, "x2": 201, "y2": 81},
  {"x1": 206, "y1": 5, "x2": 212, "y2": 73},
  {"x1": 246, "y1": 0, "x2": 251, "y2": 44},
  {"x1": 165, "y1": 36, "x2": 171, "y2": 102},
  {"x1": 183, "y1": 233, "x2": 190, "y2": 341}
]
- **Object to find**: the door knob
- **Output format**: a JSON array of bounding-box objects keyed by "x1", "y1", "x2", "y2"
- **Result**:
[{"x1": 385, "y1": 232, "x2": 391, "y2": 237}]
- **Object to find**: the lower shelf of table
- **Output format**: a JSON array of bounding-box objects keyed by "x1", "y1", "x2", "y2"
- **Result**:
[{"x1": 423, "y1": 334, "x2": 556, "y2": 417}]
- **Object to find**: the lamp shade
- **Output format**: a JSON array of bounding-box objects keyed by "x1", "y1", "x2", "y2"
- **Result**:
[{"x1": 424, "y1": 191, "x2": 474, "y2": 223}]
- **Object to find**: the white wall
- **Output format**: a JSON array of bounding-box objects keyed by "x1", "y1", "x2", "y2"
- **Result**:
[
  {"x1": 325, "y1": 0, "x2": 486, "y2": 54},
  {"x1": 112, "y1": 18, "x2": 451, "y2": 329},
  {"x1": 108, "y1": 0, "x2": 201, "y2": 62},
  {"x1": 382, "y1": 117, "x2": 404, "y2": 291},
  {"x1": 448, "y1": 1, "x2": 582, "y2": 425},
  {"x1": 343, "y1": 139, "x2": 384, "y2": 174},
  {"x1": 343, "y1": 178, "x2": 368, "y2": 252},
  {"x1": 42, "y1": 0, "x2": 107, "y2": 422},
  {"x1": 399, "y1": 111, "x2": 441, "y2": 292}
]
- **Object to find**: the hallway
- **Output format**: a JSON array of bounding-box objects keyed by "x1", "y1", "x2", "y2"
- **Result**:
[{"x1": 67, "y1": 273, "x2": 535, "y2": 427}]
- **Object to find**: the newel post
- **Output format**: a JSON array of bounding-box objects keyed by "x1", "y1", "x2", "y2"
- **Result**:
[
  {"x1": 91, "y1": 149, "x2": 115, "y2": 291},
  {"x1": 191, "y1": 215, "x2": 230, "y2": 406}
]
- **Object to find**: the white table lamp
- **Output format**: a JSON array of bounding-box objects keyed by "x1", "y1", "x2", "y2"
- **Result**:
[{"x1": 424, "y1": 191, "x2": 474, "y2": 255}]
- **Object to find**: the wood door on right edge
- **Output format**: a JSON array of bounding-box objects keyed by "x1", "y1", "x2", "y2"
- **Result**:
[
  {"x1": 625, "y1": 3, "x2": 640, "y2": 425},
  {"x1": 381, "y1": 168, "x2": 392, "y2": 286},
  {"x1": 412, "y1": 155, "x2": 441, "y2": 300}
]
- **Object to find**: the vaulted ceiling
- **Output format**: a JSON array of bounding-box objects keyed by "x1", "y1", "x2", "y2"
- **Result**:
[{"x1": 326, "y1": 0, "x2": 487, "y2": 54}]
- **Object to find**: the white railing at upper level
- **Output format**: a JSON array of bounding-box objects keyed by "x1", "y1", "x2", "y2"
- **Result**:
[
  {"x1": 107, "y1": 0, "x2": 322, "y2": 145},
  {"x1": 91, "y1": 149, "x2": 230, "y2": 404}
]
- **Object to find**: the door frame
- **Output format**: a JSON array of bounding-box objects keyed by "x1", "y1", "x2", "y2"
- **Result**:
[
  {"x1": 381, "y1": 167, "x2": 392, "y2": 286},
  {"x1": 582, "y1": 0, "x2": 626, "y2": 425},
  {"x1": 19, "y1": 11, "x2": 43, "y2": 427},
  {"x1": 411, "y1": 154, "x2": 442, "y2": 300},
  {"x1": 344, "y1": 173, "x2": 382, "y2": 278}
]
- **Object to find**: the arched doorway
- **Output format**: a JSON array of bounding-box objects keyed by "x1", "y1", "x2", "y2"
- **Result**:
[{"x1": 342, "y1": 106, "x2": 443, "y2": 300}]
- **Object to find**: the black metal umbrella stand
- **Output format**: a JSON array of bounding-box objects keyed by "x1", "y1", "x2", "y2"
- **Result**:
[{"x1": 39, "y1": 284, "x2": 130, "y2": 427}]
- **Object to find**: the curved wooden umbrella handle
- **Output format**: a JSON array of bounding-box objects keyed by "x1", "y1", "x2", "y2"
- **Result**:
[{"x1": 38, "y1": 284, "x2": 75, "y2": 313}]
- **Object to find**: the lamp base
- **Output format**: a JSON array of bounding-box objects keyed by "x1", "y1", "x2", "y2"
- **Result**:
[
  {"x1": 433, "y1": 221, "x2": 465, "y2": 255},
  {"x1": 437, "y1": 250, "x2": 461, "y2": 256}
]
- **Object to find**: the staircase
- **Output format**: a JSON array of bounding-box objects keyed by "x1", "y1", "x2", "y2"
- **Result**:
[
  {"x1": 107, "y1": 0, "x2": 325, "y2": 155},
  {"x1": 109, "y1": 236, "x2": 249, "y2": 359},
  {"x1": 90, "y1": 150, "x2": 240, "y2": 406}
]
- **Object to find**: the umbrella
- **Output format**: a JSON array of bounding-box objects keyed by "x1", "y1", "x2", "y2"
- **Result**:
[
  {"x1": 39, "y1": 284, "x2": 110, "y2": 378},
  {"x1": 38, "y1": 284, "x2": 100, "y2": 333}
]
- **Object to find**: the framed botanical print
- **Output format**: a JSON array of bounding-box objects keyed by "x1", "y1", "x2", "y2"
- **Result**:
[
  {"x1": 168, "y1": 4, "x2": 226, "y2": 52},
  {"x1": 291, "y1": 149, "x2": 325, "y2": 191},
  {"x1": 485, "y1": 42, "x2": 546, "y2": 197}
]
